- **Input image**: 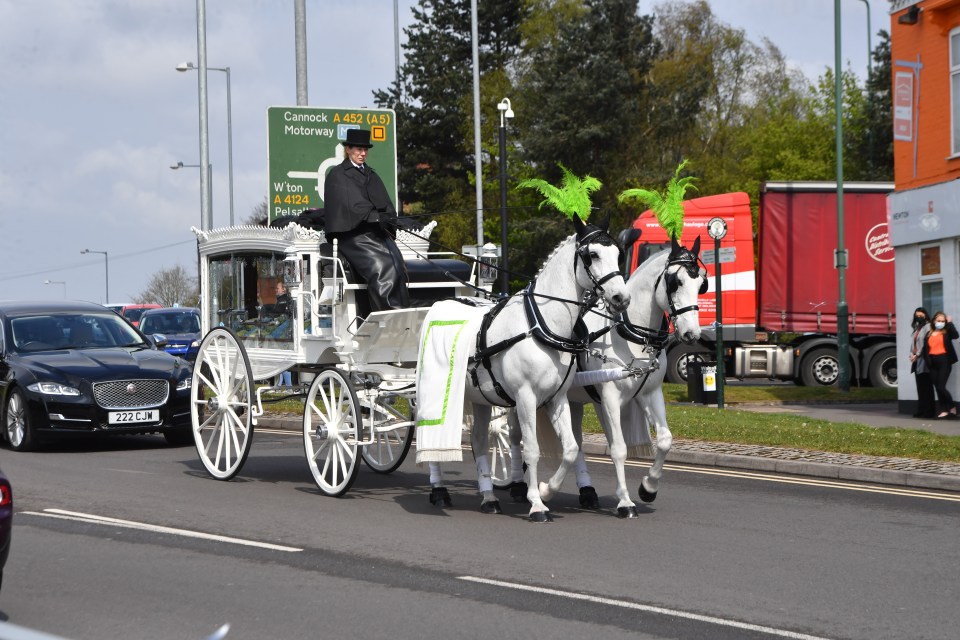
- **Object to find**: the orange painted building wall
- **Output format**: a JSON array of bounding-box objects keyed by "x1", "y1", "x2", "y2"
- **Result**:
[{"x1": 890, "y1": 0, "x2": 960, "y2": 189}]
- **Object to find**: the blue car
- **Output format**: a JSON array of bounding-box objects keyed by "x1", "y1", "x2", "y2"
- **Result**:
[{"x1": 138, "y1": 307, "x2": 202, "y2": 363}]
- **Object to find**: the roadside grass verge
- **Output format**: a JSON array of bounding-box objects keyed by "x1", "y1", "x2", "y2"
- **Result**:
[{"x1": 262, "y1": 383, "x2": 960, "y2": 463}]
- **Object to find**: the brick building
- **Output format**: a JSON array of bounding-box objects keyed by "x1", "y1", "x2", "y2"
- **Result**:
[{"x1": 888, "y1": 0, "x2": 960, "y2": 413}]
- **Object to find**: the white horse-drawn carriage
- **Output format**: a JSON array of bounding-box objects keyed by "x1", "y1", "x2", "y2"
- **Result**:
[
  {"x1": 187, "y1": 163, "x2": 706, "y2": 521},
  {"x1": 188, "y1": 219, "x2": 491, "y2": 496}
]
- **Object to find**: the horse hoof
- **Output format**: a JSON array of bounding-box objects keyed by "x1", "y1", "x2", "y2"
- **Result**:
[
  {"x1": 638, "y1": 483, "x2": 657, "y2": 504},
  {"x1": 529, "y1": 511, "x2": 553, "y2": 523},
  {"x1": 510, "y1": 482, "x2": 529, "y2": 504},
  {"x1": 480, "y1": 500, "x2": 502, "y2": 514},
  {"x1": 617, "y1": 506, "x2": 640, "y2": 519},
  {"x1": 429, "y1": 487, "x2": 452, "y2": 508},
  {"x1": 578, "y1": 486, "x2": 600, "y2": 510}
]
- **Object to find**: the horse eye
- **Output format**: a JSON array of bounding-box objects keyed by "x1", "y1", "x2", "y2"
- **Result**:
[{"x1": 589, "y1": 252, "x2": 599, "y2": 261}]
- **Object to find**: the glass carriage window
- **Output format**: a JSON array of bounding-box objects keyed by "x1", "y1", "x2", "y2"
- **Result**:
[{"x1": 208, "y1": 251, "x2": 295, "y2": 351}]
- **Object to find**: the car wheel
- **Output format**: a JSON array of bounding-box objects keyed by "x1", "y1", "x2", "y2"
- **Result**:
[{"x1": 5, "y1": 388, "x2": 36, "y2": 452}]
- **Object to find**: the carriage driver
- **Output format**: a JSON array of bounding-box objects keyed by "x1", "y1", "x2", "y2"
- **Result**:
[{"x1": 322, "y1": 128, "x2": 410, "y2": 312}]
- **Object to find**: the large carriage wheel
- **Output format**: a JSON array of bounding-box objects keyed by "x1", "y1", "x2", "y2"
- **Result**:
[
  {"x1": 488, "y1": 408, "x2": 516, "y2": 490},
  {"x1": 303, "y1": 368, "x2": 362, "y2": 497},
  {"x1": 190, "y1": 328, "x2": 254, "y2": 480},
  {"x1": 360, "y1": 394, "x2": 414, "y2": 474}
]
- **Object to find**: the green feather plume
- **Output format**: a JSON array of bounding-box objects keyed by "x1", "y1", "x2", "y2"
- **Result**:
[
  {"x1": 516, "y1": 164, "x2": 602, "y2": 222},
  {"x1": 618, "y1": 160, "x2": 697, "y2": 239}
]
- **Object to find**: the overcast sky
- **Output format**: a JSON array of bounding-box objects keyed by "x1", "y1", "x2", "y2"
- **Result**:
[{"x1": 0, "y1": 0, "x2": 889, "y2": 305}]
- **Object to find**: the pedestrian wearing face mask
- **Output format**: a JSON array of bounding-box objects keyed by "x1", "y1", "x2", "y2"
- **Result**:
[
  {"x1": 908, "y1": 307, "x2": 936, "y2": 419},
  {"x1": 920, "y1": 311, "x2": 959, "y2": 419}
]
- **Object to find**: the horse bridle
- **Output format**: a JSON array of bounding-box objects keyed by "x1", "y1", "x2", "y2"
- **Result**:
[
  {"x1": 574, "y1": 227, "x2": 623, "y2": 304},
  {"x1": 652, "y1": 253, "x2": 707, "y2": 322}
]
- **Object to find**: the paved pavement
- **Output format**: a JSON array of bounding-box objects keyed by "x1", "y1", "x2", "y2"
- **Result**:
[{"x1": 260, "y1": 401, "x2": 960, "y2": 493}]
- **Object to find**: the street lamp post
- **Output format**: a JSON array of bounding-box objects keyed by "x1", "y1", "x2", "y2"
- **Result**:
[
  {"x1": 177, "y1": 61, "x2": 233, "y2": 227},
  {"x1": 497, "y1": 98, "x2": 514, "y2": 296},
  {"x1": 835, "y1": 0, "x2": 850, "y2": 391},
  {"x1": 171, "y1": 161, "x2": 213, "y2": 225},
  {"x1": 80, "y1": 249, "x2": 109, "y2": 303},
  {"x1": 43, "y1": 280, "x2": 66, "y2": 299}
]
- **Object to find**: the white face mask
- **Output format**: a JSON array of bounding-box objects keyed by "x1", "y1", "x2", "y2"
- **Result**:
[{"x1": 935, "y1": 322, "x2": 946, "y2": 330}]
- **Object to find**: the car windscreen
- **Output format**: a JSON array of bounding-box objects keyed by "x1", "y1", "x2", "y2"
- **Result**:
[
  {"x1": 10, "y1": 313, "x2": 147, "y2": 352},
  {"x1": 140, "y1": 312, "x2": 200, "y2": 335},
  {"x1": 122, "y1": 308, "x2": 150, "y2": 323}
]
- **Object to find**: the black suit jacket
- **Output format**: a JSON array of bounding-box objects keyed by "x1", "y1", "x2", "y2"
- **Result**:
[
  {"x1": 921, "y1": 321, "x2": 960, "y2": 366},
  {"x1": 322, "y1": 159, "x2": 397, "y2": 234}
]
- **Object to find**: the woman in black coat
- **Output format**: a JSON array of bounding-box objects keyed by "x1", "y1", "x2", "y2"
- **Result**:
[{"x1": 920, "y1": 311, "x2": 959, "y2": 419}]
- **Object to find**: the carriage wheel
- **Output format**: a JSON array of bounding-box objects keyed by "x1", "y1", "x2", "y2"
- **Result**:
[
  {"x1": 360, "y1": 394, "x2": 414, "y2": 474},
  {"x1": 488, "y1": 409, "x2": 515, "y2": 490},
  {"x1": 190, "y1": 328, "x2": 254, "y2": 480},
  {"x1": 303, "y1": 368, "x2": 362, "y2": 497}
]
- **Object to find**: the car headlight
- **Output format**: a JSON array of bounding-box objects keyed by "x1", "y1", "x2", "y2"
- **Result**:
[
  {"x1": 190, "y1": 340, "x2": 200, "y2": 348},
  {"x1": 176, "y1": 377, "x2": 192, "y2": 391},
  {"x1": 27, "y1": 382, "x2": 81, "y2": 396}
]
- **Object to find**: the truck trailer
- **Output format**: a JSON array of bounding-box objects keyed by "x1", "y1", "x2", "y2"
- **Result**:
[{"x1": 627, "y1": 181, "x2": 897, "y2": 388}]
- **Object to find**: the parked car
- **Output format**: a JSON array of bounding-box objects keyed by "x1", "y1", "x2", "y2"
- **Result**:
[
  {"x1": 138, "y1": 307, "x2": 202, "y2": 362},
  {"x1": 0, "y1": 465, "x2": 10, "y2": 592},
  {"x1": 0, "y1": 301, "x2": 194, "y2": 450},
  {"x1": 105, "y1": 303, "x2": 161, "y2": 328}
]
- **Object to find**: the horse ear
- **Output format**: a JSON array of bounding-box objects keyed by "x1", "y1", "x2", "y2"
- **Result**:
[
  {"x1": 572, "y1": 215, "x2": 587, "y2": 235},
  {"x1": 691, "y1": 235, "x2": 701, "y2": 255},
  {"x1": 669, "y1": 234, "x2": 681, "y2": 257},
  {"x1": 597, "y1": 213, "x2": 610, "y2": 231}
]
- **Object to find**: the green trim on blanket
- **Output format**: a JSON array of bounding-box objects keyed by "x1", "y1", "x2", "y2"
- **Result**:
[{"x1": 416, "y1": 319, "x2": 468, "y2": 427}]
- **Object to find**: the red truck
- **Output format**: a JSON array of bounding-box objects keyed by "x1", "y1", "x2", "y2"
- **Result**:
[{"x1": 627, "y1": 181, "x2": 897, "y2": 388}]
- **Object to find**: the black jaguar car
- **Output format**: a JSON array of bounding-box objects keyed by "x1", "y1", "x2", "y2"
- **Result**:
[{"x1": 0, "y1": 301, "x2": 194, "y2": 450}]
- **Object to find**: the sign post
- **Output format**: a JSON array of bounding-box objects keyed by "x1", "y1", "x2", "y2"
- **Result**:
[
  {"x1": 707, "y1": 217, "x2": 728, "y2": 409},
  {"x1": 267, "y1": 106, "x2": 397, "y2": 223}
]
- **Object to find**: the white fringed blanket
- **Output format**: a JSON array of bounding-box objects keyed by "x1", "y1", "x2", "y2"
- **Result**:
[{"x1": 414, "y1": 299, "x2": 490, "y2": 464}]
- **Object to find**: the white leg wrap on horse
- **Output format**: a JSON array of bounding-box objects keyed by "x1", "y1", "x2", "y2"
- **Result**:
[
  {"x1": 429, "y1": 462, "x2": 443, "y2": 487},
  {"x1": 574, "y1": 450, "x2": 592, "y2": 488},
  {"x1": 510, "y1": 445, "x2": 524, "y2": 482},
  {"x1": 475, "y1": 454, "x2": 494, "y2": 493}
]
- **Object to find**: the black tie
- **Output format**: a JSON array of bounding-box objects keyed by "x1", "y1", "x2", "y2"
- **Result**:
[{"x1": 357, "y1": 164, "x2": 365, "y2": 174}]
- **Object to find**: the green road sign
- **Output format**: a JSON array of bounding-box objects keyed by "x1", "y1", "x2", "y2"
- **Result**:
[{"x1": 266, "y1": 106, "x2": 397, "y2": 223}]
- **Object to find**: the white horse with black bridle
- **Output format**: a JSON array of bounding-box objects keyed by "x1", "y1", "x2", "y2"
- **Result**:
[
  {"x1": 422, "y1": 217, "x2": 630, "y2": 522},
  {"x1": 564, "y1": 235, "x2": 706, "y2": 516}
]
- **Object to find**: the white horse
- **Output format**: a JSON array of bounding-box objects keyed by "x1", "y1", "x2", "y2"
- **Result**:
[
  {"x1": 426, "y1": 217, "x2": 630, "y2": 522},
  {"x1": 563, "y1": 235, "x2": 706, "y2": 517}
]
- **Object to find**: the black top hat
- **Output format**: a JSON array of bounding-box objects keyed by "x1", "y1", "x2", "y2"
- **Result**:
[{"x1": 342, "y1": 128, "x2": 373, "y2": 148}]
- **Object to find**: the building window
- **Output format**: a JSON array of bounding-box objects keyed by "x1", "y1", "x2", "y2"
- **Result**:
[
  {"x1": 923, "y1": 281, "x2": 944, "y2": 314},
  {"x1": 952, "y1": 28, "x2": 960, "y2": 155},
  {"x1": 920, "y1": 245, "x2": 941, "y2": 276}
]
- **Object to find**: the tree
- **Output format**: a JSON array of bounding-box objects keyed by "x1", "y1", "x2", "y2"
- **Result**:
[
  {"x1": 246, "y1": 196, "x2": 269, "y2": 226},
  {"x1": 850, "y1": 30, "x2": 893, "y2": 181},
  {"x1": 374, "y1": 0, "x2": 526, "y2": 254},
  {"x1": 136, "y1": 265, "x2": 199, "y2": 307}
]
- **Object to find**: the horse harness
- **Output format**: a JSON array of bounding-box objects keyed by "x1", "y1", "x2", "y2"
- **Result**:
[
  {"x1": 580, "y1": 250, "x2": 707, "y2": 403},
  {"x1": 468, "y1": 231, "x2": 621, "y2": 408}
]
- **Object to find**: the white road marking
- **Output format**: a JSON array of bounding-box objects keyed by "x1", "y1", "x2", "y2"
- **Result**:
[
  {"x1": 582, "y1": 455, "x2": 960, "y2": 502},
  {"x1": 22, "y1": 509, "x2": 302, "y2": 552},
  {"x1": 458, "y1": 575, "x2": 833, "y2": 640}
]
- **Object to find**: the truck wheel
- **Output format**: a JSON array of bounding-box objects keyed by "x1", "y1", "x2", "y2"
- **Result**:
[
  {"x1": 665, "y1": 345, "x2": 711, "y2": 385},
  {"x1": 868, "y1": 348, "x2": 897, "y2": 389},
  {"x1": 801, "y1": 348, "x2": 841, "y2": 387}
]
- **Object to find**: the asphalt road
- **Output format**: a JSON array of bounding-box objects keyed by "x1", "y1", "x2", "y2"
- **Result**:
[{"x1": 1, "y1": 429, "x2": 958, "y2": 640}]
